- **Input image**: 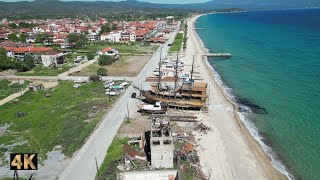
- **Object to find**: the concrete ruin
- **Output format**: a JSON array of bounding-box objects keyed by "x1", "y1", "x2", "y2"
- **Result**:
[{"x1": 150, "y1": 117, "x2": 174, "y2": 169}]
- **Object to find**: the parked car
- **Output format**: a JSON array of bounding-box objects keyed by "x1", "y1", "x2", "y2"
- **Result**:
[{"x1": 131, "y1": 93, "x2": 137, "y2": 98}]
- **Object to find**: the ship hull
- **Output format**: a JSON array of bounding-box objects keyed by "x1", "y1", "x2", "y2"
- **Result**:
[{"x1": 142, "y1": 91, "x2": 204, "y2": 110}]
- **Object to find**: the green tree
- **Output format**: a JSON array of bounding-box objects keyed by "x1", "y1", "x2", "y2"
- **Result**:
[
  {"x1": 18, "y1": 34, "x2": 27, "y2": 42},
  {"x1": 100, "y1": 23, "x2": 112, "y2": 35},
  {"x1": 23, "y1": 55, "x2": 35, "y2": 71},
  {"x1": 67, "y1": 33, "x2": 87, "y2": 47},
  {"x1": 112, "y1": 23, "x2": 117, "y2": 30},
  {"x1": 97, "y1": 67, "x2": 107, "y2": 76},
  {"x1": 98, "y1": 55, "x2": 113, "y2": 66},
  {"x1": 9, "y1": 23, "x2": 18, "y2": 29},
  {"x1": 8, "y1": 33, "x2": 19, "y2": 42},
  {"x1": 0, "y1": 48, "x2": 9, "y2": 70},
  {"x1": 35, "y1": 33, "x2": 50, "y2": 45},
  {"x1": 86, "y1": 53, "x2": 95, "y2": 60}
]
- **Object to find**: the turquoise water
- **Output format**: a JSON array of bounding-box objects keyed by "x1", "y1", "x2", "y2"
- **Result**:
[{"x1": 196, "y1": 9, "x2": 320, "y2": 180}]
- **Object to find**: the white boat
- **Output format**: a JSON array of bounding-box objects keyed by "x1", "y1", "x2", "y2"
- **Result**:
[
  {"x1": 74, "y1": 78, "x2": 86, "y2": 83},
  {"x1": 120, "y1": 82, "x2": 128, "y2": 87},
  {"x1": 105, "y1": 91, "x2": 120, "y2": 96},
  {"x1": 138, "y1": 101, "x2": 167, "y2": 114}
]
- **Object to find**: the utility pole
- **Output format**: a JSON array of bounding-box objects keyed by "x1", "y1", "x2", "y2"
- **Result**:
[
  {"x1": 174, "y1": 52, "x2": 179, "y2": 99},
  {"x1": 127, "y1": 103, "x2": 129, "y2": 120}
]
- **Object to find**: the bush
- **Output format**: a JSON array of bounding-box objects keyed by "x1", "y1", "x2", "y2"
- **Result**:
[
  {"x1": 89, "y1": 75, "x2": 100, "y2": 82},
  {"x1": 97, "y1": 68, "x2": 107, "y2": 76},
  {"x1": 86, "y1": 53, "x2": 95, "y2": 60},
  {"x1": 98, "y1": 55, "x2": 114, "y2": 66}
]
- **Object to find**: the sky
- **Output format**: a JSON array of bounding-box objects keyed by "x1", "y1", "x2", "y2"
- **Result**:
[{"x1": 1, "y1": 0, "x2": 211, "y2": 4}]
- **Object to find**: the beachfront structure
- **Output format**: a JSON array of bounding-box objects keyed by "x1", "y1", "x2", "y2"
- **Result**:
[{"x1": 150, "y1": 117, "x2": 173, "y2": 168}]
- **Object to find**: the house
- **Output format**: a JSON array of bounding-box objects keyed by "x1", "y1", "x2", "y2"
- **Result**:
[
  {"x1": 29, "y1": 82, "x2": 44, "y2": 91},
  {"x1": 10, "y1": 46, "x2": 53, "y2": 60},
  {"x1": 100, "y1": 32, "x2": 110, "y2": 41},
  {"x1": 97, "y1": 47, "x2": 119, "y2": 59},
  {"x1": 87, "y1": 33, "x2": 99, "y2": 41},
  {"x1": 147, "y1": 37, "x2": 166, "y2": 44},
  {"x1": 40, "y1": 51, "x2": 66, "y2": 67}
]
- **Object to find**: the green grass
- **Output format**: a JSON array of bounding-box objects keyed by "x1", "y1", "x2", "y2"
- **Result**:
[
  {"x1": 96, "y1": 137, "x2": 129, "y2": 180},
  {"x1": 16, "y1": 65, "x2": 71, "y2": 76},
  {"x1": 78, "y1": 43, "x2": 157, "y2": 55},
  {"x1": 170, "y1": 33, "x2": 183, "y2": 52},
  {"x1": 0, "y1": 82, "x2": 120, "y2": 163},
  {"x1": 0, "y1": 79, "x2": 29, "y2": 100}
]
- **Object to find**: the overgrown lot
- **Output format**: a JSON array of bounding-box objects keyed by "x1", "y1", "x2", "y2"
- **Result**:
[
  {"x1": 16, "y1": 65, "x2": 71, "y2": 76},
  {"x1": 0, "y1": 82, "x2": 119, "y2": 163},
  {"x1": 0, "y1": 79, "x2": 29, "y2": 100}
]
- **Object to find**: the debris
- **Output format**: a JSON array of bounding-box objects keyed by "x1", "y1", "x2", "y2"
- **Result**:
[
  {"x1": 123, "y1": 144, "x2": 147, "y2": 161},
  {"x1": 15, "y1": 112, "x2": 27, "y2": 117},
  {"x1": 195, "y1": 123, "x2": 211, "y2": 134}
]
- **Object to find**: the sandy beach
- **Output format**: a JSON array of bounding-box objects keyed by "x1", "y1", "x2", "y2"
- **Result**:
[{"x1": 185, "y1": 15, "x2": 287, "y2": 180}]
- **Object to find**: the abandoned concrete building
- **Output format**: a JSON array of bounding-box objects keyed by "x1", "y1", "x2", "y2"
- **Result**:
[{"x1": 150, "y1": 117, "x2": 174, "y2": 169}]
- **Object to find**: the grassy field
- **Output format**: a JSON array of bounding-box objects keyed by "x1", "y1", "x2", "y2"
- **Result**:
[
  {"x1": 170, "y1": 33, "x2": 183, "y2": 52},
  {"x1": 0, "y1": 82, "x2": 119, "y2": 163},
  {"x1": 16, "y1": 65, "x2": 71, "y2": 76},
  {"x1": 96, "y1": 137, "x2": 129, "y2": 180},
  {"x1": 79, "y1": 44, "x2": 158, "y2": 55},
  {"x1": 0, "y1": 79, "x2": 29, "y2": 100},
  {"x1": 74, "y1": 55, "x2": 151, "y2": 77}
]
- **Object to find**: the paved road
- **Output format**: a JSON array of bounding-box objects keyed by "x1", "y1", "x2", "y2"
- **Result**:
[{"x1": 58, "y1": 25, "x2": 179, "y2": 180}]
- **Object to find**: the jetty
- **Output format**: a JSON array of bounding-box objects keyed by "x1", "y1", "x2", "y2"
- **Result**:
[
  {"x1": 203, "y1": 53, "x2": 232, "y2": 58},
  {"x1": 194, "y1": 28, "x2": 206, "y2": 30}
]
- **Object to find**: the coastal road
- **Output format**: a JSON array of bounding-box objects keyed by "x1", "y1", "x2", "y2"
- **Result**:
[{"x1": 58, "y1": 25, "x2": 179, "y2": 180}]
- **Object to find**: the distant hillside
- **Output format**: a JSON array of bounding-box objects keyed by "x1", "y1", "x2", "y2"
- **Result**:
[{"x1": 0, "y1": 0, "x2": 319, "y2": 19}]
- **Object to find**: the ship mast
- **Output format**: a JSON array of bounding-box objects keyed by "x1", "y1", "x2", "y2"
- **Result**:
[
  {"x1": 191, "y1": 54, "x2": 195, "y2": 81},
  {"x1": 158, "y1": 50, "x2": 162, "y2": 91},
  {"x1": 174, "y1": 52, "x2": 179, "y2": 98}
]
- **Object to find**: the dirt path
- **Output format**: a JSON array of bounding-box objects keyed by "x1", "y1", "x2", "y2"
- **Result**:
[
  {"x1": 0, "y1": 89, "x2": 28, "y2": 106},
  {"x1": 58, "y1": 60, "x2": 95, "y2": 77},
  {"x1": 0, "y1": 81, "x2": 58, "y2": 107}
]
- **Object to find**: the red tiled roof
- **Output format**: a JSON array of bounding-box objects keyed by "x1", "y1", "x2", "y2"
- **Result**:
[
  {"x1": 100, "y1": 47, "x2": 113, "y2": 52},
  {"x1": 12, "y1": 46, "x2": 53, "y2": 53}
]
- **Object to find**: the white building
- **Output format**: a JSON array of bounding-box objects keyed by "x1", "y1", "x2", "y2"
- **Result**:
[{"x1": 97, "y1": 47, "x2": 119, "y2": 59}]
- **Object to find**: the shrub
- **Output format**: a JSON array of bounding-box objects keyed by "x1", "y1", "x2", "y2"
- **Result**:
[
  {"x1": 97, "y1": 68, "x2": 107, "y2": 76},
  {"x1": 98, "y1": 55, "x2": 114, "y2": 66},
  {"x1": 86, "y1": 53, "x2": 95, "y2": 60}
]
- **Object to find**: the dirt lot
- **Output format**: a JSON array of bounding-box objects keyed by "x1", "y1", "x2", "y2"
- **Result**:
[{"x1": 73, "y1": 55, "x2": 151, "y2": 77}]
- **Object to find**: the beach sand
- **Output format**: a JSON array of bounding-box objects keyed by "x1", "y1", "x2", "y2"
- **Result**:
[{"x1": 185, "y1": 15, "x2": 287, "y2": 180}]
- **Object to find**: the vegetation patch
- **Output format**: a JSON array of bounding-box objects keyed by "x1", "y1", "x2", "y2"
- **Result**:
[
  {"x1": 16, "y1": 65, "x2": 71, "y2": 76},
  {"x1": 0, "y1": 82, "x2": 119, "y2": 163},
  {"x1": 96, "y1": 137, "x2": 129, "y2": 180},
  {"x1": 170, "y1": 33, "x2": 183, "y2": 52},
  {"x1": 0, "y1": 79, "x2": 29, "y2": 100},
  {"x1": 74, "y1": 55, "x2": 150, "y2": 77}
]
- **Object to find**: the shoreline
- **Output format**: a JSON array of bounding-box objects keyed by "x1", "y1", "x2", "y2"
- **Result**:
[{"x1": 187, "y1": 14, "x2": 288, "y2": 179}]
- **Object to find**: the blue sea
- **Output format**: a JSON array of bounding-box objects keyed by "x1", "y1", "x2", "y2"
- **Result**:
[{"x1": 195, "y1": 9, "x2": 320, "y2": 180}]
